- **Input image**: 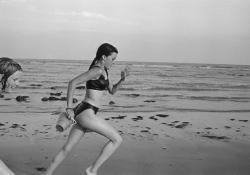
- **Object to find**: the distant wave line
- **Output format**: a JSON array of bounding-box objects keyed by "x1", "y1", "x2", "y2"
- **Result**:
[
  {"x1": 145, "y1": 86, "x2": 250, "y2": 91},
  {"x1": 144, "y1": 87, "x2": 232, "y2": 91},
  {"x1": 139, "y1": 94, "x2": 250, "y2": 102},
  {"x1": 17, "y1": 85, "x2": 250, "y2": 91},
  {"x1": 102, "y1": 108, "x2": 250, "y2": 113},
  {"x1": 0, "y1": 111, "x2": 56, "y2": 114},
  {"x1": 1, "y1": 108, "x2": 250, "y2": 114}
]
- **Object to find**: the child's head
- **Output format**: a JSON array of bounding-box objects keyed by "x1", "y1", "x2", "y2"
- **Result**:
[{"x1": 0, "y1": 57, "x2": 23, "y2": 91}]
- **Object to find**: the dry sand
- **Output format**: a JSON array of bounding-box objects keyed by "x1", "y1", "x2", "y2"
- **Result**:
[{"x1": 0, "y1": 112, "x2": 250, "y2": 175}]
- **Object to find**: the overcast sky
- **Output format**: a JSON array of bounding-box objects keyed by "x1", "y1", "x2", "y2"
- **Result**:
[{"x1": 0, "y1": 0, "x2": 249, "y2": 65}]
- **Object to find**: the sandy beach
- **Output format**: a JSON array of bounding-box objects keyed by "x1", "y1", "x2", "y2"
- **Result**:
[{"x1": 0, "y1": 111, "x2": 250, "y2": 175}]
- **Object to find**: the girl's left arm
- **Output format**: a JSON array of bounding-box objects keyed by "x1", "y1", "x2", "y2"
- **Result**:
[
  {"x1": 108, "y1": 66, "x2": 130, "y2": 95},
  {"x1": 107, "y1": 77, "x2": 124, "y2": 95}
]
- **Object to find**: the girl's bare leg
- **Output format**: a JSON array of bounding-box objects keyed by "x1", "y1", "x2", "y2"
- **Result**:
[
  {"x1": 76, "y1": 110, "x2": 123, "y2": 175},
  {"x1": 44, "y1": 124, "x2": 85, "y2": 175},
  {"x1": 0, "y1": 159, "x2": 15, "y2": 175}
]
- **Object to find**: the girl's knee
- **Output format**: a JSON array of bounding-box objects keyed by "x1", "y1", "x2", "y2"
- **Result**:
[{"x1": 113, "y1": 134, "x2": 123, "y2": 145}]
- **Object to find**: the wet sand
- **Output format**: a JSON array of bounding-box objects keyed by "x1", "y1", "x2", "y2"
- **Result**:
[{"x1": 0, "y1": 112, "x2": 250, "y2": 175}]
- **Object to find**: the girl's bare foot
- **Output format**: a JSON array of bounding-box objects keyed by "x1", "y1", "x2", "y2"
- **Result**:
[{"x1": 85, "y1": 166, "x2": 97, "y2": 175}]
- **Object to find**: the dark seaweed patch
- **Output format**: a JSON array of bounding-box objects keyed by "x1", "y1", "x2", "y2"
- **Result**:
[
  {"x1": 175, "y1": 122, "x2": 190, "y2": 129},
  {"x1": 201, "y1": 135, "x2": 230, "y2": 140},
  {"x1": 239, "y1": 120, "x2": 248, "y2": 122},
  {"x1": 50, "y1": 92, "x2": 62, "y2": 96},
  {"x1": 16, "y1": 96, "x2": 29, "y2": 102},
  {"x1": 132, "y1": 116, "x2": 143, "y2": 121},
  {"x1": 141, "y1": 130, "x2": 150, "y2": 133},
  {"x1": 156, "y1": 114, "x2": 169, "y2": 118},
  {"x1": 35, "y1": 167, "x2": 47, "y2": 172},
  {"x1": 111, "y1": 115, "x2": 127, "y2": 120},
  {"x1": 126, "y1": 94, "x2": 140, "y2": 97},
  {"x1": 144, "y1": 100, "x2": 156, "y2": 103},
  {"x1": 149, "y1": 116, "x2": 158, "y2": 121},
  {"x1": 41, "y1": 96, "x2": 77, "y2": 103}
]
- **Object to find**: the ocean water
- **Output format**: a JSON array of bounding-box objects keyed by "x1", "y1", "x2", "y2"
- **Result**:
[{"x1": 0, "y1": 59, "x2": 250, "y2": 114}]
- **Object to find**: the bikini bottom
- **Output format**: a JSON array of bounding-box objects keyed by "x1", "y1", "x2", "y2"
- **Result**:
[{"x1": 73, "y1": 101, "x2": 99, "y2": 118}]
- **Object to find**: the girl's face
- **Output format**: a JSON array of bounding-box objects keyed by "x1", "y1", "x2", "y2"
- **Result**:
[
  {"x1": 7, "y1": 70, "x2": 22, "y2": 89},
  {"x1": 103, "y1": 52, "x2": 117, "y2": 70}
]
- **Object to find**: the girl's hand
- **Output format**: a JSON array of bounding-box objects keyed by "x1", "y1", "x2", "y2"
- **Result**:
[
  {"x1": 66, "y1": 108, "x2": 76, "y2": 123},
  {"x1": 121, "y1": 65, "x2": 130, "y2": 81}
]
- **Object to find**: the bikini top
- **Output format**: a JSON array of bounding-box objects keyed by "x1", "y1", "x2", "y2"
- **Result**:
[{"x1": 86, "y1": 66, "x2": 109, "y2": 91}]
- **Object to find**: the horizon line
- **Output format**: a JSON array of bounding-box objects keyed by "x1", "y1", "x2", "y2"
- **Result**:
[{"x1": 2, "y1": 56, "x2": 250, "y2": 66}]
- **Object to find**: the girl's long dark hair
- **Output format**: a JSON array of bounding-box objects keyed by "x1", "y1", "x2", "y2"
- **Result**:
[
  {"x1": 0, "y1": 57, "x2": 22, "y2": 91},
  {"x1": 89, "y1": 43, "x2": 118, "y2": 69}
]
